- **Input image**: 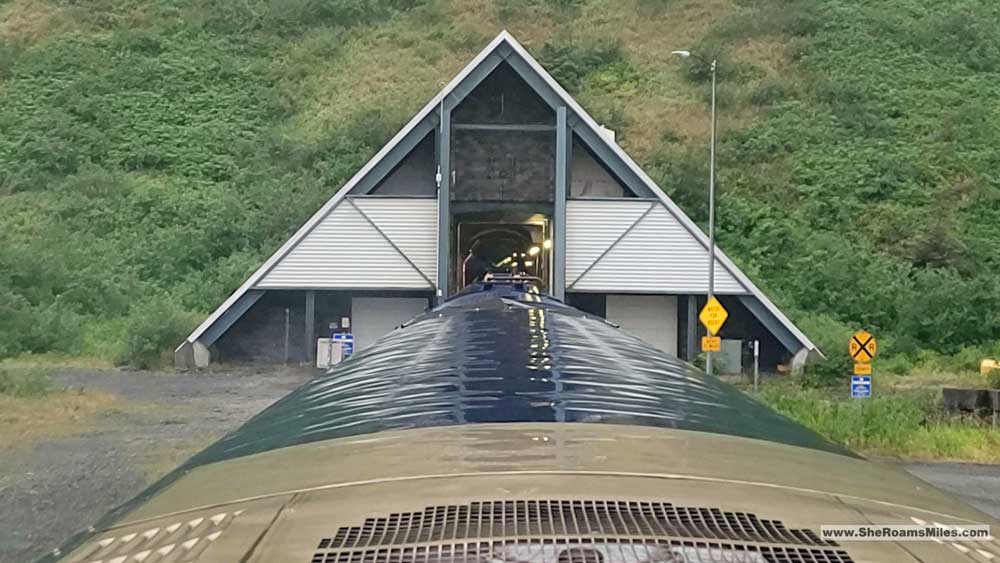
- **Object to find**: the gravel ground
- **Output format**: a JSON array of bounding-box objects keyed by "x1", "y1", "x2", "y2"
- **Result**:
[
  {"x1": 0, "y1": 366, "x2": 314, "y2": 563},
  {"x1": 1, "y1": 368, "x2": 998, "y2": 563}
]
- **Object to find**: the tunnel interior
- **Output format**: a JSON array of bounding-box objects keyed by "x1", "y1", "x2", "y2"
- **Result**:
[{"x1": 455, "y1": 213, "x2": 550, "y2": 291}]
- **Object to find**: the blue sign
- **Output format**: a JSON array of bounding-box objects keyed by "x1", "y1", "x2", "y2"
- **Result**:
[
  {"x1": 851, "y1": 375, "x2": 871, "y2": 398},
  {"x1": 333, "y1": 333, "x2": 354, "y2": 357}
]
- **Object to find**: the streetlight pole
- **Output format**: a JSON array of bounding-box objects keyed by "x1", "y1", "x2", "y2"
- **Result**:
[{"x1": 672, "y1": 51, "x2": 718, "y2": 375}]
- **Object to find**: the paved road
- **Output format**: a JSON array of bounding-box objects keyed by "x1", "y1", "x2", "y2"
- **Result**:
[
  {"x1": 1, "y1": 368, "x2": 998, "y2": 563},
  {"x1": 902, "y1": 462, "x2": 1000, "y2": 518}
]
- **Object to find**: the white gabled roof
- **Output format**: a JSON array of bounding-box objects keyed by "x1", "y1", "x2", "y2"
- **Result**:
[
  {"x1": 181, "y1": 33, "x2": 510, "y2": 347},
  {"x1": 183, "y1": 31, "x2": 819, "y2": 357}
]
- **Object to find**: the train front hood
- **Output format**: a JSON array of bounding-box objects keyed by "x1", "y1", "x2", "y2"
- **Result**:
[{"x1": 55, "y1": 424, "x2": 1000, "y2": 563}]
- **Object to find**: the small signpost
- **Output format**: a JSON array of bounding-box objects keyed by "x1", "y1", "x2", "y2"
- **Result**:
[
  {"x1": 849, "y1": 330, "x2": 876, "y2": 398},
  {"x1": 699, "y1": 297, "x2": 728, "y2": 353},
  {"x1": 701, "y1": 336, "x2": 721, "y2": 352},
  {"x1": 851, "y1": 375, "x2": 872, "y2": 398}
]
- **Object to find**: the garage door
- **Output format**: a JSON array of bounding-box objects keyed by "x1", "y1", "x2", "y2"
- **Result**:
[
  {"x1": 351, "y1": 297, "x2": 430, "y2": 351},
  {"x1": 605, "y1": 295, "x2": 678, "y2": 356}
]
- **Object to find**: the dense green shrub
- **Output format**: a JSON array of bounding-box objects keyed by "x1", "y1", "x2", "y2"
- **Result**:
[
  {"x1": 989, "y1": 371, "x2": 1000, "y2": 391},
  {"x1": 0, "y1": 289, "x2": 34, "y2": 358},
  {"x1": 538, "y1": 40, "x2": 628, "y2": 93},
  {"x1": 749, "y1": 79, "x2": 792, "y2": 107},
  {"x1": 118, "y1": 298, "x2": 201, "y2": 369},
  {"x1": 879, "y1": 354, "x2": 915, "y2": 376}
]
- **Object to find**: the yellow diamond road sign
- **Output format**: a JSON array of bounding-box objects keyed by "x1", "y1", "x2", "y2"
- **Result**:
[
  {"x1": 699, "y1": 296, "x2": 728, "y2": 336},
  {"x1": 850, "y1": 330, "x2": 877, "y2": 363}
]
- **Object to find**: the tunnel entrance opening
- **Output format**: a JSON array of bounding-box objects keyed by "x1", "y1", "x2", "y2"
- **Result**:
[{"x1": 455, "y1": 213, "x2": 551, "y2": 292}]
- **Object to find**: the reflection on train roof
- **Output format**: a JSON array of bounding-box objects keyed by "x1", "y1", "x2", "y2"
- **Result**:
[{"x1": 189, "y1": 278, "x2": 850, "y2": 468}]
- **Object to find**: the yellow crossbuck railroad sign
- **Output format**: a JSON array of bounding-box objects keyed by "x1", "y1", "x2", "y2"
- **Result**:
[
  {"x1": 849, "y1": 330, "x2": 877, "y2": 363},
  {"x1": 699, "y1": 297, "x2": 729, "y2": 336}
]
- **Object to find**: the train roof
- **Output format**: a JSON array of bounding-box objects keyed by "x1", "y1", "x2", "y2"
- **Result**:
[{"x1": 188, "y1": 281, "x2": 849, "y2": 469}]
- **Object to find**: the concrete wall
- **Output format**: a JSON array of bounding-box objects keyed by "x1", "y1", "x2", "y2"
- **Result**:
[
  {"x1": 570, "y1": 138, "x2": 629, "y2": 198},
  {"x1": 566, "y1": 292, "x2": 607, "y2": 318},
  {"x1": 213, "y1": 291, "x2": 311, "y2": 362},
  {"x1": 450, "y1": 61, "x2": 556, "y2": 203},
  {"x1": 212, "y1": 290, "x2": 432, "y2": 364},
  {"x1": 452, "y1": 63, "x2": 553, "y2": 125},
  {"x1": 371, "y1": 133, "x2": 437, "y2": 195},
  {"x1": 451, "y1": 129, "x2": 554, "y2": 202}
]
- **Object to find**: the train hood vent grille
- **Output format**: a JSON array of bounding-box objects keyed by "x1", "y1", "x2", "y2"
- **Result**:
[
  {"x1": 324, "y1": 500, "x2": 835, "y2": 548},
  {"x1": 312, "y1": 540, "x2": 854, "y2": 563},
  {"x1": 313, "y1": 501, "x2": 853, "y2": 563}
]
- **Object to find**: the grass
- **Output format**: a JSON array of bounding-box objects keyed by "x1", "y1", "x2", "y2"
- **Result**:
[
  {"x1": 0, "y1": 390, "x2": 121, "y2": 448},
  {"x1": 0, "y1": 365, "x2": 122, "y2": 447},
  {"x1": 1, "y1": 353, "x2": 113, "y2": 370},
  {"x1": 0, "y1": 365, "x2": 50, "y2": 397},
  {"x1": 754, "y1": 378, "x2": 1000, "y2": 463}
]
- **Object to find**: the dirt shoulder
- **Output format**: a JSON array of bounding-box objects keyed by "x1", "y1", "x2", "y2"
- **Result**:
[{"x1": 0, "y1": 366, "x2": 313, "y2": 563}]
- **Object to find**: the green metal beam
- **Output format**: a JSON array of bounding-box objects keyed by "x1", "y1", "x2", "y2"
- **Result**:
[
  {"x1": 436, "y1": 102, "x2": 451, "y2": 301},
  {"x1": 553, "y1": 106, "x2": 569, "y2": 300},
  {"x1": 452, "y1": 123, "x2": 554, "y2": 132},
  {"x1": 686, "y1": 295, "x2": 698, "y2": 361},
  {"x1": 304, "y1": 290, "x2": 316, "y2": 362}
]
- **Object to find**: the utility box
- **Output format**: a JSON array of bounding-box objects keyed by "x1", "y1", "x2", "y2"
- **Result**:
[
  {"x1": 316, "y1": 338, "x2": 344, "y2": 369},
  {"x1": 719, "y1": 339, "x2": 743, "y2": 375}
]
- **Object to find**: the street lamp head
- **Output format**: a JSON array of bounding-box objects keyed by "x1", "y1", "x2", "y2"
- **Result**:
[{"x1": 671, "y1": 50, "x2": 691, "y2": 58}]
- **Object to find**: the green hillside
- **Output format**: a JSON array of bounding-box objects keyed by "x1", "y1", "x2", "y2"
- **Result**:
[{"x1": 1, "y1": 0, "x2": 999, "y2": 369}]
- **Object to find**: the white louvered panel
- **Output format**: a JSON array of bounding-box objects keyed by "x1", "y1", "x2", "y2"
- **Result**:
[
  {"x1": 566, "y1": 200, "x2": 653, "y2": 283},
  {"x1": 353, "y1": 198, "x2": 438, "y2": 281},
  {"x1": 256, "y1": 198, "x2": 437, "y2": 289},
  {"x1": 568, "y1": 202, "x2": 746, "y2": 294}
]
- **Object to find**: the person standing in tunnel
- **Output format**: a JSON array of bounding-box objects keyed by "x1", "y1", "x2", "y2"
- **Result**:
[{"x1": 462, "y1": 240, "x2": 490, "y2": 287}]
